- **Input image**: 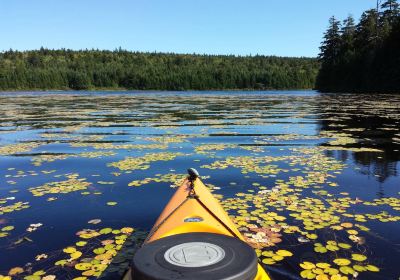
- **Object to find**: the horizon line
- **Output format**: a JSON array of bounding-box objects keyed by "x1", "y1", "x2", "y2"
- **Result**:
[{"x1": 0, "y1": 47, "x2": 317, "y2": 59}]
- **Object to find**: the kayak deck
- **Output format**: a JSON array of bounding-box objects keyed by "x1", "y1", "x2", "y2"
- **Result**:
[
  {"x1": 125, "y1": 174, "x2": 270, "y2": 280},
  {"x1": 145, "y1": 178, "x2": 243, "y2": 242}
]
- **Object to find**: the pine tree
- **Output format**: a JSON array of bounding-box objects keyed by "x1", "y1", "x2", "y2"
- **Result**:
[
  {"x1": 316, "y1": 16, "x2": 342, "y2": 91},
  {"x1": 316, "y1": 1, "x2": 400, "y2": 93},
  {"x1": 355, "y1": 9, "x2": 380, "y2": 49},
  {"x1": 319, "y1": 16, "x2": 342, "y2": 63},
  {"x1": 332, "y1": 15, "x2": 357, "y2": 91},
  {"x1": 381, "y1": 0, "x2": 400, "y2": 24},
  {"x1": 379, "y1": 0, "x2": 400, "y2": 38},
  {"x1": 340, "y1": 15, "x2": 356, "y2": 55}
]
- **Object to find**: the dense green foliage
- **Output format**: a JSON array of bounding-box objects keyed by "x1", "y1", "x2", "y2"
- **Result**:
[
  {"x1": 0, "y1": 49, "x2": 318, "y2": 91},
  {"x1": 316, "y1": 0, "x2": 400, "y2": 93}
]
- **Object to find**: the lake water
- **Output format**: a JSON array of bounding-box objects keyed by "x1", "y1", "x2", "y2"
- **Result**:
[{"x1": 0, "y1": 91, "x2": 399, "y2": 280}]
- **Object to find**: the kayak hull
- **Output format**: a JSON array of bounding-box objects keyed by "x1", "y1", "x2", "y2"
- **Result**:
[
  {"x1": 146, "y1": 178, "x2": 243, "y2": 242},
  {"x1": 127, "y1": 176, "x2": 270, "y2": 280}
]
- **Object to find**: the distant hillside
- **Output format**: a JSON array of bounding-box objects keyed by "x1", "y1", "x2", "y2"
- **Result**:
[{"x1": 0, "y1": 49, "x2": 319, "y2": 91}]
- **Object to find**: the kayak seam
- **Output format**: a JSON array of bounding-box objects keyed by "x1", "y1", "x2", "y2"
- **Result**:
[{"x1": 193, "y1": 195, "x2": 241, "y2": 239}]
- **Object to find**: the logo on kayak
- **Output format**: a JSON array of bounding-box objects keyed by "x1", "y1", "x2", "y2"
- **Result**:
[{"x1": 184, "y1": 216, "x2": 203, "y2": 223}]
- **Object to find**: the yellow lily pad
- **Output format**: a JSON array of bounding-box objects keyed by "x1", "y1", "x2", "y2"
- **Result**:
[
  {"x1": 70, "y1": 251, "x2": 82, "y2": 260},
  {"x1": 365, "y1": 265, "x2": 380, "y2": 272},
  {"x1": 62, "y1": 247, "x2": 76, "y2": 253},
  {"x1": 351, "y1": 253, "x2": 367, "y2": 262},
  {"x1": 300, "y1": 269, "x2": 316, "y2": 279},
  {"x1": 333, "y1": 258, "x2": 351, "y2": 266},
  {"x1": 339, "y1": 266, "x2": 354, "y2": 275},
  {"x1": 300, "y1": 262, "x2": 316, "y2": 270},
  {"x1": 276, "y1": 249, "x2": 293, "y2": 257},
  {"x1": 316, "y1": 263, "x2": 330, "y2": 269},
  {"x1": 75, "y1": 263, "x2": 92, "y2": 271}
]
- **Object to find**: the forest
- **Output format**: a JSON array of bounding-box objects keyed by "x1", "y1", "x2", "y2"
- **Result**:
[
  {"x1": 3, "y1": 2, "x2": 398, "y2": 93},
  {"x1": 0, "y1": 49, "x2": 318, "y2": 91},
  {"x1": 316, "y1": 0, "x2": 400, "y2": 93}
]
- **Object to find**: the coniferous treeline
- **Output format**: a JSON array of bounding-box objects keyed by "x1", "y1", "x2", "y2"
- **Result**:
[
  {"x1": 316, "y1": 0, "x2": 400, "y2": 93},
  {"x1": 0, "y1": 49, "x2": 318, "y2": 91}
]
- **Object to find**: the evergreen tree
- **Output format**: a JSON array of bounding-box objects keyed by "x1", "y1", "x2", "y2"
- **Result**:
[
  {"x1": 381, "y1": 0, "x2": 400, "y2": 23},
  {"x1": 341, "y1": 15, "x2": 356, "y2": 50},
  {"x1": 319, "y1": 16, "x2": 342, "y2": 63},
  {"x1": 355, "y1": 9, "x2": 380, "y2": 49},
  {"x1": 380, "y1": 0, "x2": 400, "y2": 38},
  {"x1": 335, "y1": 15, "x2": 357, "y2": 91},
  {"x1": 316, "y1": 17, "x2": 341, "y2": 91},
  {"x1": 316, "y1": 0, "x2": 400, "y2": 93}
]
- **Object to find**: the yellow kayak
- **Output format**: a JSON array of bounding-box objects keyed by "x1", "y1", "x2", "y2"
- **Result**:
[{"x1": 126, "y1": 168, "x2": 270, "y2": 280}]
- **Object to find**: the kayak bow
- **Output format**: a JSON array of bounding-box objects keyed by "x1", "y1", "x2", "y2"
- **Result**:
[{"x1": 126, "y1": 169, "x2": 270, "y2": 280}]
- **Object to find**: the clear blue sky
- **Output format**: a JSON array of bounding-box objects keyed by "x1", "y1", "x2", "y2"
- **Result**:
[{"x1": 1, "y1": 0, "x2": 377, "y2": 57}]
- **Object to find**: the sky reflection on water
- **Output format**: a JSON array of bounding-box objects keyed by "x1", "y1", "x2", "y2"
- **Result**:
[{"x1": 0, "y1": 91, "x2": 399, "y2": 280}]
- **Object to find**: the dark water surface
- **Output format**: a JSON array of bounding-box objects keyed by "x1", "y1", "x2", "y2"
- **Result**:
[{"x1": 0, "y1": 91, "x2": 399, "y2": 279}]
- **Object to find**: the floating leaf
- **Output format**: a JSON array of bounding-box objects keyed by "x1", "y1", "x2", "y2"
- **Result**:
[
  {"x1": 76, "y1": 241, "x2": 87, "y2": 247},
  {"x1": 276, "y1": 249, "x2": 293, "y2": 257},
  {"x1": 272, "y1": 255, "x2": 284, "y2": 261},
  {"x1": 300, "y1": 269, "x2": 316, "y2": 279},
  {"x1": 93, "y1": 248, "x2": 106, "y2": 255},
  {"x1": 353, "y1": 265, "x2": 366, "y2": 272},
  {"x1": 341, "y1": 222, "x2": 353, "y2": 228},
  {"x1": 121, "y1": 227, "x2": 134, "y2": 234},
  {"x1": 8, "y1": 267, "x2": 24, "y2": 276},
  {"x1": 300, "y1": 262, "x2": 315, "y2": 270},
  {"x1": 99, "y1": 228, "x2": 112, "y2": 234},
  {"x1": 316, "y1": 263, "x2": 330, "y2": 269},
  {"x1": 351, "y1": 253, "x2": 367, "y2": 262},
  {"x1": 338, "y1": 243, "x2": 351, "y2": 249},
  {"x1": 347, "y1": 229, "x2": 358, "y2": 235},
  {"x1": 1, "y1": 226, "x2": 14, "y2": 231},
  {"x1": 306, "y1": 233, "x2": 318, "y2": 240},
  {"x1": 23, "y1": 276, "x2": 41, "y2": 280},
  {"x1": 333, "y1": 258, "x2": 351, "y2": 266},
  {"x1": 55, "y1": 259, "x2": 68, "y2": 266},
  {"x1": 326, "y1": 244, "x2": 339, "y2": 251},
  {"x1": 70, "y1": 251, "x2": 82, "y2": 260},
  {"x1": 324, "y1": 268, "x2": 339, "y2": 275},
  {"x1": 75, "y1": 263, "x2": 92, "y2": 271},
  {"x1": 365, "y1": 265, "x2": 380, "y2": 272},
  {"x1": 261, "y1": 251, "x2": 275, "y2": 257},
  {"x1": 262, "y1": 258, "x2": 275, "y2": 265},
  {"x1": 339, "y1": 266, "x2": 355, "y2": 275},
  {"x1": 33, "y1": 270, "x2": 46, "y2": 276},
  {"x1": 330, "y1": 275, "x2": 347, "y2": 280},
  {"x1": 63, "y1": 247, "x2": 76, "y2": 253},
  {"x1": 314, "y1": 246, "x2": 328, "y2": 253}
]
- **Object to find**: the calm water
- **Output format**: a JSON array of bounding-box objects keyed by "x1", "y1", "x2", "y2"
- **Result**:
[{"x1": 0, "y1": 91, "x2": 399, "y2": 280}]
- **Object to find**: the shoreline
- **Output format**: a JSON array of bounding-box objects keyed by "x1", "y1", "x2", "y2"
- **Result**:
[{"x1": 0, "y1": 88, "x2": 316, "y2": 93}]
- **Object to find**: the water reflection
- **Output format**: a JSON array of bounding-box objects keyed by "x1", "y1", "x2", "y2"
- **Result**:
[
  {"x1": 317, "y1": 93, "x2": 400, "y2": 183},
  {"x1": 0, "y1": 91, "x2": 399, "y2": 280}
]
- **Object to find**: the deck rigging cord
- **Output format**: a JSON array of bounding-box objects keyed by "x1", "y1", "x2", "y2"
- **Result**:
[{"x1": 143, "y1": 170, "x2": 241, "y2": 243}]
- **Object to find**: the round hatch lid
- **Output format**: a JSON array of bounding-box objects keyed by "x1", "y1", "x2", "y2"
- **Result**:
[
  {"x1": 164, "y1": 241, "x2": 225, "y2": 267},
  {"x1": 131, "y1": 232, "x2": 258, "y2": 280}
]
